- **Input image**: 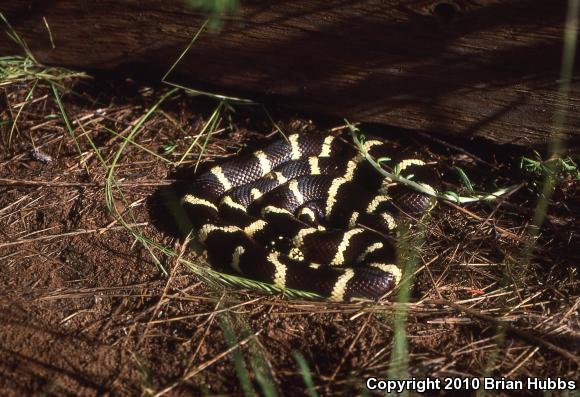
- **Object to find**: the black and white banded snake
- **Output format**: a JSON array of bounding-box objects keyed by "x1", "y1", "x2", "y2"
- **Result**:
[{"x1": 179, "y1": 133, "x2": 438, "y2": 301}]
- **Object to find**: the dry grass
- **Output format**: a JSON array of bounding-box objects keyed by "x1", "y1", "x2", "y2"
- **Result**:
[{"x1": 0, "y1": 59, "x2": 578, "y2": 396}]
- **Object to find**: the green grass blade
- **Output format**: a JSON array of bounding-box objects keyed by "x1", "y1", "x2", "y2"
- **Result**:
[
  {"x1": 220, "y1": 314, "x2": 258, "y2": 397},
  {"x1": 177, "y1": 100, "x2": 224, "y2": 167},
  {"x1": 103, "y1": 88, "x2": 179, "y2": 276},
  {"x1": 51, "y1": 83, "x2": 84, "y2": 160},
  {"x1": 8, "y1": 78, "x2": 37, "y2": 146},
  {"x1": 533, "y1": 0, "x2": 579, "y2": 228},
  {"x1": 0, "y1": 12, "x2": 36, "y2": 61},
  {"x1": 453, "y1": 166, "x2": 475, "y2": 191},
  {"x1": 162, "y1": 19, "x2": 208, "y2": 83},
  {"x1": 386, "y1": 224, "x2": 419, "y2": 395},
  {"x1": 234, "y1": 314, "x2": 279, "y2": 397},
  {"x1": 347, "y1": 120, "x2": 519, "y2": 204},
  {"x1": 101, "y1": 126, "x2": 173, "y2": 164},
  {"x1": 106, "y1": 88, "x2": 178, "y2": 181},
  {"x1": 293, "y1": 351, "x2": 319, "y2": 397}
]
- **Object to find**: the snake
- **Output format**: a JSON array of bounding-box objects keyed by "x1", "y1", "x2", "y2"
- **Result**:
[{"x1": 179, "y1": 133, "x2": 438, "y2": 301}]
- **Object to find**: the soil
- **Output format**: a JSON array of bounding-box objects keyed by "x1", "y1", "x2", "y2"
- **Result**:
[{"x1": 0, "y1": 74, "x2": 578, "y2": 397}]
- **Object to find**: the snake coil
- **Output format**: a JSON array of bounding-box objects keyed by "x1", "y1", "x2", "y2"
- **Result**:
[{"x1": 180, "y1": 133, "x2": 437, "y2": 301}]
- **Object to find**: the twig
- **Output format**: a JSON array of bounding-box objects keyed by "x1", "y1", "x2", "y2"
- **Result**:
[
  {"x1": 473, "y1": 182, "x2": 526, "y2": 236},
  {"x1": 416, "y1": 131, "x2": 499, "y2": 170},
  {"x1": 429, "y1": 299, "x2": 580, "y2": 365},
  {"x1": 442, "y1": 200, "x2": 523, "y2": 241},
  {"x1": 0, "y1": 178, "x2": 172, "y2": 187},
  {"x1": 138, "y1": 239, "x2": 188, "y2": 347},
  {"x1": 153, "y1": 330, "x2": 262, "y2": 397},
  {"x1": 329, "y1": 312, "x2": 373, "y2": 382},
  {"x1": 0, "y1": 223, "x2": 148, "y2": 248}
]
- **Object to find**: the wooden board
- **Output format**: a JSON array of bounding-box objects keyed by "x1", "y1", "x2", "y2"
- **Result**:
[{"x1": 2, "y1": 0, "x2": 579, "y2": 147}]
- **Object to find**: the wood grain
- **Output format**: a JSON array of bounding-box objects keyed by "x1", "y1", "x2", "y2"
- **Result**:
[{"x1": 2, "y1": 0, "x2": 579, "y2": 147}]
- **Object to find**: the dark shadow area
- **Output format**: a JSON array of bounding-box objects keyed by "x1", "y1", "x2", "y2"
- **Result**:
[
  {"x1": 147, "y1": 178, "x2": 190, "y2": 241},
  {"x1": 0, "y1": 347, "x2": 108, "y2": 394},
  {"x1": 2, "y1": 0, "x2": 579, "y2": 146}
]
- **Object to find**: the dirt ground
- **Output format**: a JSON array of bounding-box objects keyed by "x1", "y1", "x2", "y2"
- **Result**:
[{"x1": 0, "y1": 72, "x2": 578, "y2": 396}]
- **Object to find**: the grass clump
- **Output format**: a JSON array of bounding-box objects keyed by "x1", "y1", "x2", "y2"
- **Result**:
[{"x1": 520, "y1": 151, "x2": 579, "y2": 195}]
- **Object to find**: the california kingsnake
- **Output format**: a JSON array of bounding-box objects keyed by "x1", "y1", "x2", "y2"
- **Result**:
[{"x1": 180, "y1": 133, "x2": 438, "y2": 301}]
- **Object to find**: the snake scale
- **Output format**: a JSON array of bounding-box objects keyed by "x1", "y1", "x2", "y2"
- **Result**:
[{"x1": 180, "y1": 133, "x2": 437, "y2": 301}]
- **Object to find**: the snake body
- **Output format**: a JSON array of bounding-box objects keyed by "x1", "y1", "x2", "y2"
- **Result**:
[{"x1": 180, "y1": 133, "x2": 437, "y2": 301}]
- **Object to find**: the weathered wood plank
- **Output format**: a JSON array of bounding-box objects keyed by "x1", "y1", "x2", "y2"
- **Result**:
[{"x1": 1, "y1": 0, "x2": 579, "y2": 147}]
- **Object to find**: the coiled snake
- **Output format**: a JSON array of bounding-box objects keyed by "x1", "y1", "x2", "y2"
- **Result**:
[{"x1": 180, "y1": 133, "x2": 437, "y2": 301}]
